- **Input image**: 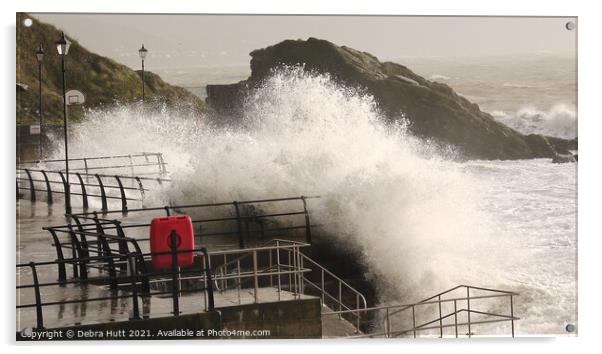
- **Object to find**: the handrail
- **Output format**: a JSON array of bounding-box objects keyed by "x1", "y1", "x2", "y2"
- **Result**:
[
  {"x1": 18, "y1": 152, "x2": 164, "y2": 165},
  {"x1": 300, "y1": 252, "x2": 368, "y2": 310},
  {"x1": 70, "y1": 195, "x2": 319, "y2": 217},
  {"x1": 388, "y1": 284, "x2": 517, "y2": 318},
  {"x1": 68, "y1": 196, "x2": 318, "y2": 248},
  {"x1": 16, "y1": 168, "x2": 167, "y2": 214},
  {"x1": 17, "y1": 152, "x2": 170, "y2": 214},
  {"x1": 16, "y1": 237, "x2": 318, "y2": 329},
  {"x1": 17, "y1": 248, "x2": 216, "y2": 328},
  {"x1": 17, "y1": 168, "x2": 171, "y2": 182},
  {"x1": 321, "y1": 284, "x2": 519, "y2": 338},
  {"x1": 294, "y1": 251, "x2": 367, "y2": 334}
]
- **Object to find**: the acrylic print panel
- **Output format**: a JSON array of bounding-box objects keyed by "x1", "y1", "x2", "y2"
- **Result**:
[{"x1": 15, "y1": 13, "x2": 577, "y2": 340}]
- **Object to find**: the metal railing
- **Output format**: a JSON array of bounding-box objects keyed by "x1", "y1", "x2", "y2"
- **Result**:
[
  {"x1": 205, "y1": 239, "x2": 312, "y2": 304},
  {"x1": 209, "y1": 238, "x2": 367, "y2": 333},
  {"x1": 322, "y1": 285, "x2": 519, "y2": 338},
  {"x1": 69, "y1": 196, "x2": 319, "y2": 248},
  {"x1": 17, "y1": 247, "x2": 216, "y2": 329},
  {"x1": 299, "y1": 252, "x2": 367, "y2": 333},
  {"x1": 18, "y1": 152, "x2": 168, "y2": 179},
  {"x1": 17, "y1": 168, "x2": 169, "y2": 214},
  {"x1": 19, "y1": 190, "x2": 517, "y2": 337},
  {"x1": 16, "y1": 238, "x2": 315, "y2": 330},
  {"x1": 16, "y1": 153, "x2": 170, "y2": 214}
]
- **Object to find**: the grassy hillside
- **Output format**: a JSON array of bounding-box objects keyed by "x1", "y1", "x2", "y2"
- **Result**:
[{"x1": 16, "y1": 13, "x2": 205, "y2": 125}]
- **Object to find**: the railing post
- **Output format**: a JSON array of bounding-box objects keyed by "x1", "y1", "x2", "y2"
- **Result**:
[
  {"x1": 40, "y1": 170, "x2": 53, "y2": 204},
  {"x1": 222, "y1": 254, "x2": 227, "y2": 291},
  {"x1": 412, "y1": 305, "x2": 417, "y2": 338},
  {"x1": 67, "y1": 224, "x2": 81, "y2": 279},
  {"x1": 95, "y1": 174, "x2": 108, "y2": 213},
  {"x1": 233, "y1": 201, "x2": 244, "y2": 248},
  {"x1": 47, "y1": 228, "x2": 66, "y2": 284},
  {"x1": 297, "y1": 252, "x2": 305, "y2": 294},
  {"x1": 292, "y1": 246, "x2": 298, "y2": 296},
  {"x1": 68, "y1": 223, "x2": 87, "y2": 280},
  {"x1": 127, "y1": 254, "x2": 141, "y2": 320},
  {"x1": 128, "y1": 154, "x2": 135, "y2": 176},
  {"x1": 98, "y1": 232, "x2": 118, "y2": 290},
  {"x1": 135, "y1": 176, "x2": 145, "y2": 206},
  {"x1": 276, "y1": 240, "x2": 281, "y2": 301},
  {"x1": 385, "y1": 307, "x2": 390, "y2": 338},
  {"x1": 356, "y1": 294, "x2": 360, "y2": 334},
  {"x1": 237, "y1": 259, "x2": 242, "y2": 304},
  {"x1": 438, "y1": 295, "x2": 443, "y2": 338},
  {"x1": 114, "y1": 175, "x2": 128, "y2": 216},
  {"x1": 29, "y1": 262, "x2": 44, "y2": 329},
  {"x1": 467, "y1": 287, "x2": 472, "y2": 338},
  {"x1": 253, "y1": 249, "x2": 259, "y2": 303},
  {"x1": 75, "y1": 172, "x2": 88, "y2": 210},
  {"x1": 510, "y1": 295, "x2": 515, "y2": 338},
  {"x1": 454, "y1": 299, "x2": 458, "y2": 338},
  {"x1": 25, "y1": 169, "x2": 36, "y2": 202},
  {"x1": 201, "y1": 247, "x2": 215, "y2": 311},
  {"x1": 288, "y1": 247, "x2": 292, "y2": 293},
  {"x1": 321, "y1": 269, "x2": 325, "y2": 305},
  {"x1": 112, "y1": 220, "x2": 130, "y2": 256},
  {"x1": 83, "y1": 157, "x2": 89, "y2": 183},
  {"x1": 157, "y1": 153, "x2": 167, "y2": 177},
  {"x1": 301, "y1": 196, "x2": 312, "y2": 243},
  {"x1": 129, "y1": 239, "x2": 150, "y2": 294},
  {"x1": 72, "y1": 216, "x2": 92, "y2": 279},
  {"x1": 92, "y1": 212, "x2": 104, "y2": 263},
  {"x1": 170, "y1": 230, "x2": 180, "y2": 315},
  {"x1": 269, "y1": 248, "x2": 273, "y2": 288},
  {"x1": 338, "y1": 281, "x2": 342, "y2": 319},
  {"x1": 112, "y1": 220, "x2": 130, "y2": 273},
  {"x1": 57, "y1": 171, "x2": 70, "y2": 215}
]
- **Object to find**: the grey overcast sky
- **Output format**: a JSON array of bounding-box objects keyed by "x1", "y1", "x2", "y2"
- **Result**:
[{"x1": 32, "y1": 14, "x2": 576, "y2": 70}]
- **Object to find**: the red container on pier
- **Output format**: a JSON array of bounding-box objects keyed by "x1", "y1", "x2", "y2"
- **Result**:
[{"x1": 150, "y1": 215, "x2": 195, "y2": 269}]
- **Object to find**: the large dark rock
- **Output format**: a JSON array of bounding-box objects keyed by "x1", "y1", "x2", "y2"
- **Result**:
[{"x1": 207, "y1": 38, "x2": 577, "y2": 160}]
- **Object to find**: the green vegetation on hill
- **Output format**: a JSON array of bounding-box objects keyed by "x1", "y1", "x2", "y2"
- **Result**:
[{"x1": 16, "y1": 13, "x2": 205, "y2": 125}]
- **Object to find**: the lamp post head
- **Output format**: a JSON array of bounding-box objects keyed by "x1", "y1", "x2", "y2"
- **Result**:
[
  {"x1": 35, "y1": 45, "x2": 44, "y2": 63},
  {"x1": 138, "y1": 44, "x2": 148, "y2": 60},
  {"x1": 55, "y1": 32, "x2": 71, "y2": 56}
]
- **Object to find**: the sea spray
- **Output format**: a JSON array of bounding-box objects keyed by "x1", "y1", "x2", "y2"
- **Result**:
[
  {"x1": 50, "y1": 67, "x2": 574, "y2": 334},
  {"x1": 490, "y1": 104, "x2": 577, "y2": 139}
]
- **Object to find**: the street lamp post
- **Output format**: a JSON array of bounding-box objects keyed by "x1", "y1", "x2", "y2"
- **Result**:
[
  {"x1": 138, "y1": 44, "x2": 148, "y2": 105},
  {"x1": 56, "y1": 32, "x2": 71, "y2": 214},
  {"x1": 35, "y1": 44, "x2": 44, "y2": 160}
]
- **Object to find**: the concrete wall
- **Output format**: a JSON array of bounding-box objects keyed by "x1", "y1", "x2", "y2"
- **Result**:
[
  {"x1": 219, "y1": 298, "x2": 322, "y2": 339},
  {"x1": 17, "y1": 298, "x2": 322, "y2": 341}
]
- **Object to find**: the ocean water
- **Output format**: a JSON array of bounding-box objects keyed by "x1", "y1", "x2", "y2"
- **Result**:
[
  {"x1": 403, "y1": 55, "x2": 577, "y2": 139},
  {"x1": 46, "y1": 59, "x2": 576, "y2": 336},
  {"x1": 159, "y1": 55, "x2": 577, "y2": 139}
]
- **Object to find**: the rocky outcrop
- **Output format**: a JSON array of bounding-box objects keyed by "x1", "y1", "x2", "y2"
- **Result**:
[
  {"x1": 207, "y1": 38, "x2": 576, "y2": 160},
  {"x1": 552, "y1": 153, "x2": 577, "y2": 163}
]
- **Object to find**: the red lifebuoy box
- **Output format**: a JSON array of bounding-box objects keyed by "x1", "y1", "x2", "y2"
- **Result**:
[{"x1": 150, "y1": 215, "x2": 195, "y2": 269}]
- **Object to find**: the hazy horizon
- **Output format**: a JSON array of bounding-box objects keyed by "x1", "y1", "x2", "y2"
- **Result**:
[{"x1": 30, "y1": 13, "x2": 576, "y2": 71}]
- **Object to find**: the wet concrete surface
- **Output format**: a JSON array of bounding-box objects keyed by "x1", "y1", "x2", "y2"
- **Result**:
[{"x1": 16, "y1": 199, "x2": 316, "y2": 330}]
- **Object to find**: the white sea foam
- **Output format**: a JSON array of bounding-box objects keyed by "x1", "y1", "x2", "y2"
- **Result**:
[
  {"x1": 429, "y1": 74, "x2": 450, "y2": 81},
  {"x1": 491, "y1": 104, "x2": 577, "y2": 139},
  {"x1": 54, "y1": 67, "x2": 575, "y2": 335},
  {"x1": 502, "y1": 82, "x2": 537, "y2": 89}
]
